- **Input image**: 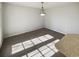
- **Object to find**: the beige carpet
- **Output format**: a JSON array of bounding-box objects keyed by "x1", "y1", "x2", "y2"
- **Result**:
[{"x1": 56, "y1": 34, "x2": 79, "y2": 57}]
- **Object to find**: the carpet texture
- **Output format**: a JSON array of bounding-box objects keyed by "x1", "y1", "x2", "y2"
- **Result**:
[{"x1": 56, "y1": 34, "x2": 79, "y2": 57}]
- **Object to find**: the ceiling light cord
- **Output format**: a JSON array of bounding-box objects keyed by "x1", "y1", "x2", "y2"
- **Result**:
[{"x1": 41, "y1": 2, "x2": 43, "y2": 8}]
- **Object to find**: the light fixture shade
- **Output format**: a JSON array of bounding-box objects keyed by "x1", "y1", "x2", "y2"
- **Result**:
[
  {"x1": 40, "y1": 9, "x2": 46, "y2": 16},
  {"x1": 40, "y1": 13, "x2": 45, "y2": 16}
]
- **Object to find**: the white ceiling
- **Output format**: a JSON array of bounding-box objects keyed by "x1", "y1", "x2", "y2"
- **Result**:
[{"x1": 6, "y1": 2, "x2": 78, "y2": 9}]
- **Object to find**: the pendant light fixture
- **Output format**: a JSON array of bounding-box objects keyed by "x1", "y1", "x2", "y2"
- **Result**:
[{"x1": 40, "y1": 2, "x2": 46, "y2": 16}]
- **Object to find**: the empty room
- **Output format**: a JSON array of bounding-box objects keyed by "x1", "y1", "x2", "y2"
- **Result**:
[{"x1": 0, "y1": 2, "x2": 79, "y2": 57}]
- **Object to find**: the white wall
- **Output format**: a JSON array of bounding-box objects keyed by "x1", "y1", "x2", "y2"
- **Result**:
[
  {"x1": 3, "y1": 3, "x2": 44, "y2": 38},
  {"x1": 45, "y1": 4, "x2": 79, "y2": 34},
  {"x1": 0, "y1": 3, "x2": 2, "y2": 48},
  {"x1": 3, "y1": 3, "x2": 79, "y2": 38}
]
